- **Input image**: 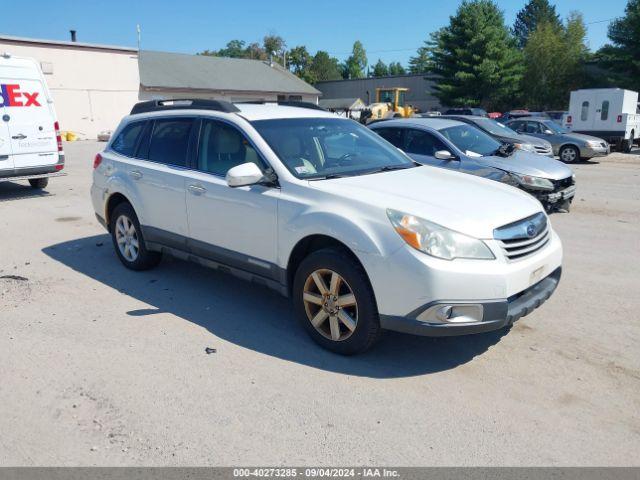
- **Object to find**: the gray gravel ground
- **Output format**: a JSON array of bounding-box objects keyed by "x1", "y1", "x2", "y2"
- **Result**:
[{"x1": 0, "y1": 142, "x2": 638, "y2": 466}]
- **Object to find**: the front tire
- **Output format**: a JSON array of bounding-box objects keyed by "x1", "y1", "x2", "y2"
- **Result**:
[
  {"x1": 559, "y1": 145, "x2": 579, "y2": 163},
  {"x1": 293, "y1": 248, "x2": 381, "y2": 355},
  {"x1": 110, "y1": 203, "x2": 161, "y2": 271},
  {"x1": 29, "y1": 178, "x2": 49, "y2": 189}
]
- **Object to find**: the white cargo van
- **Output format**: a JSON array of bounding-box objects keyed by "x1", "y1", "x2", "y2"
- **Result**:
[
  {"x1": 566, "y1": 88, "x2": 639, "y2": 152},
  {"x1": 0, "y1": 53, "x2": 64, "y2": 189}
]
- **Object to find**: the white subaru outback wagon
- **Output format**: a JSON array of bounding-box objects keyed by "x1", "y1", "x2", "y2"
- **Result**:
[{"x1": 91, "y1": 99, "x2": 562, "y2": 354}]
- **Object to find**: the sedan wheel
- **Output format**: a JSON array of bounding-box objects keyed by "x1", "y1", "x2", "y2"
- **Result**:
[
  {"x1": 302, "y1": 268, "x2": 358, "y2": 342},
  {"x1": 560, "y1": 146, "x2": 579, "y2": 163},
  {"x1": 115, "y1": 214, "x2": 140, "y2": 262}
]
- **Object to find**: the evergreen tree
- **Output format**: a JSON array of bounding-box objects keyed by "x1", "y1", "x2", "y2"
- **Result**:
[
  {"x1": 372, "y1": 59, "x2": 389, "y2": 77},
  {"x1": 388, "y1": 62, "x2": 406, "y2": 75},
  {"x1": 513, "y1": 0, "x2": 562, "y2": 49},
  {"x1": 430, "y1": 0, "x2": 524, "y2": 110},
  {"x1": 596, "y1": 0, "x2": 640, "y2": 91},
  {"x1": 409, "y1": 29, "x2": 443, "y2": 73}
]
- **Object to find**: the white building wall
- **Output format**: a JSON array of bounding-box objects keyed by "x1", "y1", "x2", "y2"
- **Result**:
[{"x1": 0, "y1": 41, "x2": 140, "y2": 139}]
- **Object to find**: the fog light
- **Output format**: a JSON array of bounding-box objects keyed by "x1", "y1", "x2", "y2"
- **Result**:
[{"x1": 417, "y1": 304, "x2": 484, "y2": 324}]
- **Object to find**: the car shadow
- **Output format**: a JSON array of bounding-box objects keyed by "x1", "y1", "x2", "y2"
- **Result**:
[
  {"x1": 42, "y1": 234, "x2": 509, "y2": 378},
  {"x1": 0, "y1": 182, "x2": 52, "y2": 202}
]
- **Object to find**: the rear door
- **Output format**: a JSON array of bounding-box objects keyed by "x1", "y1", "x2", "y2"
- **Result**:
[
  {"x1": 0, "y1": 105, "x2": 13, "y2": 171},
  {"x1": 592, "y1": 92, "x2": 612, "y2": 133},
  {"x1": 3, "y1": 79, "x2": 58, "y2": 169}
]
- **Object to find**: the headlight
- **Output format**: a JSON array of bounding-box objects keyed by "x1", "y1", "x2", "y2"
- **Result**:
[
  {"x1": 513, "y1": 142, "x2": 536, "y2": 152},
  {"x1": 386, "y1": 209, "x2": 495, "y2": 260},
  {"x1": 511, "y1": 173, "x2": 554, "y2": 191},
  {"x1": 586, "y1": 140, "x2": 602, "y2": 147}
]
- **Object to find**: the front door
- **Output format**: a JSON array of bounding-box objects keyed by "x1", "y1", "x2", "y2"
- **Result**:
[
  {"x1": 185, "y1": 119, "x2": 279, "y2": 280},
  {"x1": 403, "y1": 128, "x2": 459, "y2": 169}
]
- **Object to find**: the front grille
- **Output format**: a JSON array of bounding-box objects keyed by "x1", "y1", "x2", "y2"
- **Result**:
[
  {"x1": 553, "y1": 176, "x2": 575, "y2": 190},
  {"x1": 494, "y1": 213, "x2": 550, "y2": 261},
  {"x1": 534, "y1": 145, "x2": 552, "y2": 155}
]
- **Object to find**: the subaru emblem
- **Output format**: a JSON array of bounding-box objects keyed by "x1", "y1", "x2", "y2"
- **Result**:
[{"x1": 526, "y1": 223, "x2": 537, "y2": 237}]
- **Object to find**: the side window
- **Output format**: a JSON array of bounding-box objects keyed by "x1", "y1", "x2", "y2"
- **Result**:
[
  {"x1": 111, "y1": 122, "x2": 145, "y2": 157},
  {"x1": 581, "y1": 101, "x2": 589, "y2": 121},
  {"x1": 198, "y1": 120, "x2": 262, "y2": 176},
  {"x1": 405, "y1": 129, "x2": 447, "y2": 156},
  {"x1": 601, "y1": 100, "x2": 609, "y2": 121},
  {"x1": 375, "y1": 128, "x2": 404, "y2": 148},
  {"x1": 525, "y1": 121, "x2": 541, "y2": 134},
  {"x1": 510, "y1": 121, "x2": 524, "y2": 133},
  {"x1": 148, "y1": 118, "x2": 194, "y2": 167}
]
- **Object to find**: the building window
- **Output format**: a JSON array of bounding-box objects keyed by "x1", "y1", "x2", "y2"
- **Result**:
[
  {"x1": 277, "y1": 95, "x2": 286, "y2": 102},
  {"x1": 288, "y1": 95, "x2": 302, "y2": 101},
  {"x1": 601, "y1": 100, "x2": 609, "y2": 121},
  {"x1": 581, "y1": 101, "x2": 589, "y2": 121}
]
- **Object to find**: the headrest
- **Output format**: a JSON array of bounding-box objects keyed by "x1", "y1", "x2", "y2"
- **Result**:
[{"x1": 215, "y1": 128, "x2": 243, "y2": 154}]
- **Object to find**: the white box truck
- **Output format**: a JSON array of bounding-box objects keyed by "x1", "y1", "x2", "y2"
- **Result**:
[
  {"x1": 566, "y1": 88, "x2": 639, "y2": 152},
  {"x1": 0, "y1": 53, "x2": 65, "y2": 189}
]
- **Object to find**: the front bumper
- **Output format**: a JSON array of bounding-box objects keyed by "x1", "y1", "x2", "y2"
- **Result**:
[
  {"x1": 380, "y1": 267, "x2": 561, "y2": 336},
  {"x1": 580, "y1": 144, "x2": 610, "y2": 158}
]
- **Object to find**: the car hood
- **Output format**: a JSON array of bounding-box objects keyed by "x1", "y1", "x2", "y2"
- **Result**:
[
  {"x1": 495, "y1": 133, "x2": 549, "y2": 148},
  {"x1": 476, "y1": 150, "x2": 573, "y2": 180},
  {"x1": 307, "y1": 166, "x2": 543, "y2": 239}
]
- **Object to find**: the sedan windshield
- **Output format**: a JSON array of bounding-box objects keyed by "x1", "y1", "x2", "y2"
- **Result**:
[
  {"x1": 473, "y1": 118, "x2": 520, "y2": 137},
  {"x1": 439, "y1": 124, "x2": 502, "y2": 157},
  {"x1": 542, "y1": 120, "x2": 569, "y2": 134},
  {"x1": 252, "y1": 118, "x2": 415, "y2": 179}
]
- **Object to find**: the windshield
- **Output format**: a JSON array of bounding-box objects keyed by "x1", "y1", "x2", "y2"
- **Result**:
[
  {"x1": 252, "y1": 118, "x2": 415, "y2": 179},
  {"x1": 439, "y1": 124, "x2": 502, "y2": 157},
  {"x1": 474, "y1": 118, "x2": 519, "y2": 137},
  {"x1": 542, "y1": 120, "x2": 568, "y2": 134}
]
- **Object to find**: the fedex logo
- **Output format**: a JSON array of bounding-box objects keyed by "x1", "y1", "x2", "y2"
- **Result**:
[{"x1": 0, "y1": 84, "x2": 41, "y2": 107}]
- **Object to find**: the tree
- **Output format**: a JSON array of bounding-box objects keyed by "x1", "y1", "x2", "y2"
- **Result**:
[
  {"x1": 288, "y1": 45, "x2": 316, "y2": 83},
  {"x1": 522, "y1": 12, "x2": 589, "y2": 109},
  {"x1": 409, "y1": 29, "x2": 443, "y2": 73},
  {"x1": 388, "y1": 62, "x2": 406, "y2": 75},
  {"x1": 246, "y1": 42, "x2": 267, "y2": 60},
  {"x1": 430, "y1": 0, "x2": 524, "y2": 110},
  {"x1": 343, "y1": 41, "x2": 367, "y2": 79},
  {"x1": 309, "y1": 51, "x2": 342, "y2": 82},
  {"x1": 596, "y1": 0, "x2": 640, "y2": 91},
  {"x1": 513, "y1": 0, "x2": 562, "y2": 49},
  {"x1": 218, "y1": 40, "x2": 247, "y2": 58},
  {"x1": 372, "y1": 59, "x2": 389, "y2": 77},
  {"x1": 263, "y1": 35, "x2": 286, "y2": 56}
]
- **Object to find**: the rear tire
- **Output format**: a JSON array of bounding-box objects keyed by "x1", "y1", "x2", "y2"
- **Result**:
[
  {"x1": 293, "y1": 248, "x2": 381, "y2": 355},
  {"x1": 559, "y1": 145, "x2": 579, "y2": 163},
  {"x1": 110, "y1": 202, "x2": 161, "y2": 271},
  {"x1": 28, "y1": 178, "x2": 49, "y2": 189}
]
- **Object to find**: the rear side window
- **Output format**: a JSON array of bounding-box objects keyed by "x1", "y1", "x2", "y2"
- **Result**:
[
  {"x1": 374, "y1": 128, "x2": 404, "y2": 148},
  {"x1": 111, "y1": 122, "x2": 145, "y2": 157},
  {"x1": 148, "y1": 118, "x2": 194, "y2": 167},
  {"x1": 601, "y1": 101, "x2": 609, "y2": 121},
  {"x1": 581, "y1": 101, "x2": 589, "y2": 121},
  {"x1": 405, "y1": 129, "x2": 448, "y2": 156}
]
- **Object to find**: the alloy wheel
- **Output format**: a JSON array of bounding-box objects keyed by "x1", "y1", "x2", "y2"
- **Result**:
[
  {"x1": 561, "y1": 147, "x2": 577, "y2": 162},
  {"x1": 115, "y1": 215, "x2": 140, "y2": 262},
  {"x1": 302, "y1": 269, "x2": 358, "y2": 341}
]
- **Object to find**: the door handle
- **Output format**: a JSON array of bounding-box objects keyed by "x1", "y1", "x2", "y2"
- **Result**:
[
  {"x1": 129, "y1": 170, "x2": 143, "y2": 180},
  {"x1": 188, "y1": 184, "x2": 206, "y2": 195},
  {"x1": 11, "y1": 134, "x2": 27, "y2": 140}
]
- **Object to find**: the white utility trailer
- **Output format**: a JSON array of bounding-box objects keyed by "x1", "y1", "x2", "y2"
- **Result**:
[{"x1": 566, "y1": 88, "x2": 639, "y2": 152}]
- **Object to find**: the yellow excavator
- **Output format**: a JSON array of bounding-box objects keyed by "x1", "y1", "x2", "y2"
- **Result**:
[{"x1": 361, "y1": 88, "x2": 416, "y2": 124}]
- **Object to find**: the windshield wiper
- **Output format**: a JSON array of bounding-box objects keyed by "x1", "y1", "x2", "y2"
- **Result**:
[
  {"x1": 492, "y1": 143, "x2": 516, "y2": 157},
  {"x1": 363, "y1": 164, "x2": 417, "y2": 175},
  {"x1": 308, "y1": 173, "x2": 348, "y2": 180}
]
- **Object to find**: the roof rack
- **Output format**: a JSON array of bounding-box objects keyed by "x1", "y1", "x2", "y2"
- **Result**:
[
  {"x1": 130, "y1": 99, "x2": 240, "y2": 115},
  {"x1": 237, "y1": 100, "x2": 326, "y2": 112}
]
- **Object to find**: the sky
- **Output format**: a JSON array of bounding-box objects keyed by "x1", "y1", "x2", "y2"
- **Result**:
[{"x1": 0, "y1": 0, "x2": 629, "y2": 66}]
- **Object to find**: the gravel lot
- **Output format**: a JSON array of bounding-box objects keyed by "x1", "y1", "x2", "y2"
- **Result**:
[{"x1": 1, "y1": 141, "x2": 638, "y2": 466}]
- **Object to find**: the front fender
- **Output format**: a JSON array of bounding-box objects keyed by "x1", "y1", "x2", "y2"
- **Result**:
[{"x1": 279, "y1": 209, "x2": 404, "y2": 268}]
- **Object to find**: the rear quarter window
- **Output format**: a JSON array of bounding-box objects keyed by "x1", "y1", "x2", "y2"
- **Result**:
[{"x1": 111, "y1": 122, "x2": 145, "y2": 157}]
